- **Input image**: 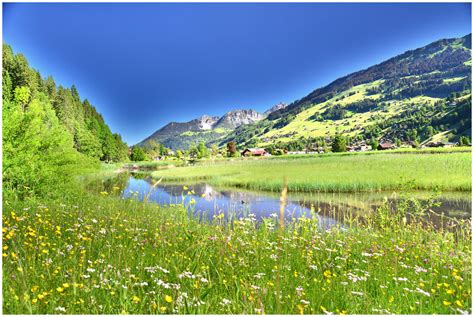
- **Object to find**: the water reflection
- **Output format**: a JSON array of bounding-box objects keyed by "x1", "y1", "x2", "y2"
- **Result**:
[{"x1": 112, "y1": 174, "x2": 471, "y2": 229}]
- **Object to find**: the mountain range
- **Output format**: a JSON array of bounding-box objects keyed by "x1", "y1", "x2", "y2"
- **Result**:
[
  {"x1": 140, "y1": 34, "x2": 471, "y2": 151},
  {"x1": 139, "y1": 104, "x2": 287, "y2": 150}
]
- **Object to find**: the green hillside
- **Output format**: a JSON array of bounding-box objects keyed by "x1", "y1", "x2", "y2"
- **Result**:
[{"x1": 219, "y1": 34, "x2": 472, "y2": 149}]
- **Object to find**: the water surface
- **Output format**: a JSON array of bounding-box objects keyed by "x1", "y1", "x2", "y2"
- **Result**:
[{"x1": 94, "y1": 173, "x2": 471, "y2": 229}]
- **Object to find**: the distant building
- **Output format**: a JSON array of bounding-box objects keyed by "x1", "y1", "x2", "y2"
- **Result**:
[
  {"x1": 287, "y1": 151, "x2": 306, "y2": 155},
  {"x1": 348, "y1": 144, "x2": 372, "y2": 152},
  {"x1": 426, "y1": 141, "x2": 457, "y2": 148},
  {"x1": 241, "y1": 148, "x2": 268, "y2": 156},
  {"x1": 377, "y1": 142, "x2": 395, "y2": 150},
  {"x1": 359, "y1": 145, "x2": 372, "y2": 152},
  {"x1": 442, "y1": 142, "x2": 457, "y2": 148}
]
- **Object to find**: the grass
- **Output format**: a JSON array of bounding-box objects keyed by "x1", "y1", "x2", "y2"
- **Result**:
[
  {"x1": 258, "y1": 80, "x2": 442, "y2": 145},
  {"x1": 2, "y1": 181, "x2": 471, "y2": 314},
  {"x1": 151, "y1": 150, "x2": 472, "y2": 193}
]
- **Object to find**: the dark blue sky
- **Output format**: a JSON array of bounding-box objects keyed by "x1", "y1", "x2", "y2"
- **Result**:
[{"x1": 3, "y1": 3, "x2": 471, "y2": 144}]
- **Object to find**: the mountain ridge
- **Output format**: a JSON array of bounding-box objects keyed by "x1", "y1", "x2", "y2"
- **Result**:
[
  {"x1": 139, "y1": 104, "x2": 286, "y2": 150},
  {"x1": 140, "y1": 34, "x2": 471, "y2": 151}
]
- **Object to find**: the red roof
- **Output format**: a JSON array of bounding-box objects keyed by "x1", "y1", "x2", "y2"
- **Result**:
[{"x1": 242, "y1": 148, "x2": 266, "y2": 155}]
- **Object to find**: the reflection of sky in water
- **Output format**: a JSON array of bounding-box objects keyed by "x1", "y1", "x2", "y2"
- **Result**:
[{"x1": 122, "y1": 177, "x2": 340, "y2": 229}]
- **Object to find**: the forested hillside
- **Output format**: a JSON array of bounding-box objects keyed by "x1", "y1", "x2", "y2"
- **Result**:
[
  {"x1": 2, "y1": 44, "x2": 128, "y2": 198},
  {"x1": 219, "y1": 34, "x2": 472, "y2": 150}
]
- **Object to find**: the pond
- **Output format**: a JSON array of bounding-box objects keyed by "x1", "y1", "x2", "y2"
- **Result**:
[{"x1": 91, "y1": 173, "x2": 471, "y2": 229}]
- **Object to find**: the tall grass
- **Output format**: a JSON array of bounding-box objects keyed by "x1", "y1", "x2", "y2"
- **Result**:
[
  {"x1": 152, "y1": 152, "x2": 472, "y2": 193},
  {"x1": 2, "y1": 185, "x2": 471, "y2": 314}
]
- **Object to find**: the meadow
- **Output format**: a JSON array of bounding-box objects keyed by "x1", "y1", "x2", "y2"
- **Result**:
[
  {"x1": 2, "y1": 183, "x2": 472, "y2": 314},
  {"x1": 151, "y1": 150, "x2": 472, "y2": 193}
]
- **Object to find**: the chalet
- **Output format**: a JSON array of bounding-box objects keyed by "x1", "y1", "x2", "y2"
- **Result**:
[
  {"x1": 241, "y1": 148, "x2": 268, "y2": 156},
  {"x1": 426, "y1": 141, "x2": 457, "y2": 148},
  {"x1": 377, "y1": 142, "x2": 395, "y2": 150}
]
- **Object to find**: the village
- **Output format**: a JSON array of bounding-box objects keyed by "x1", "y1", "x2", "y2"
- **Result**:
[
  {"x1": 135, "y1": 137, "x2": 465, "y2": 162},
  {"x1": 239, "y1": 139, "x2": 459, "y2": 157}
]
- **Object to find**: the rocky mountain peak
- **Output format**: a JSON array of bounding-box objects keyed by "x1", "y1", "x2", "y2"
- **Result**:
[
  {"x1": 197, "y1": 115, "x2": 219, "y2": 130},
  {"x1": 214, "y1": 109, "x2": 264, "y2": 129},
  {"x1": 264, "y1": 102, "x2": 288, "y2": 116}
]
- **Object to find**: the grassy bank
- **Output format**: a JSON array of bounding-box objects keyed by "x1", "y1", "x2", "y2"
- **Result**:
[
  {"x1": 2, "y1": 187, "x2": 471, "y2": 314},
  {"x1": 151, "y1": 151, "x2": 472, "y2": 193}
]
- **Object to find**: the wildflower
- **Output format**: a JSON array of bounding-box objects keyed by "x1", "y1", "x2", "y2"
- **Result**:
[
  {"x1": 296, "y1": 286, "x2": 304, "y2": 296},
  {"x1": 132, "y1": 296, "x2": 140, "y2": 304},
  {"x1": 160, "y1": 307, "x2": 167, "y2": 313},
  {"x1": 31, "y1": 285, "x2": 39, "y2": 293},
  {"x1": 165, "y1": 295, "x2": 173, "y2": 303},
  {"x1": 443, "y1": 301, "x2": 452, "y2": 306},
  {"x1": 220, "y1": 298, "x2": 231, "y2": 306},
  {"x1": 55, "y1": 306, "x2": 66, "y2": 313},
  {"x1": 351, "y1": 291, "x2": 364, "y2": 296},
  {"x1": 456, "y1": 300, "x2": 463, "y2": 307},
  {"x1": 415, "y1": 288, "x2": 430, "y2": 297},
  {"x1": 56, "y1": 287, "x2": 64, "y2": 293}
]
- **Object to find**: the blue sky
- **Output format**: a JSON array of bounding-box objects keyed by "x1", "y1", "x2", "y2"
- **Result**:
[{"x1": 3, "y1": 2, "x2": 471, "y2": 145}]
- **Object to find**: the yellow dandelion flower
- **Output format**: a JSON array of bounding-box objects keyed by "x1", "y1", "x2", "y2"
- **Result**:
[
  {"x1": 160, "y1": 307, "x2": 167, "y2": 313},
  {"x1": 63, "y1": 283, "x2": 70, "y2": 288},
  {"x1": 446, "y1": 289, "x2": 455, "y2": 295},
  {"x1": 56, "y1": 287, "x2": 64, "y2": 293},
  {"x1": 297, "y1": 304, "x2": 304, "y2": 314},
  {"x1": 443, "y1": 301, "x2": 452, "y2": 306},
  {"x1": 455, "y1": 300, "x2": 463, "y2": 307},
  {"x1": 132, "y1": 295, "x2": 140, "y2": 304},
  {"x1": 31, "y1": 285, "x2": 39, "y2": 293},
  {"x1": 165, "y1": 295, "x2": 173, "y2": 303}
]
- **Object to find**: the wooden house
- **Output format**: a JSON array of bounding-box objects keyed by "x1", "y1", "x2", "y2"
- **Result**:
[{"x1": 241, "y1": 148, "x2": 268, "y2": 156}]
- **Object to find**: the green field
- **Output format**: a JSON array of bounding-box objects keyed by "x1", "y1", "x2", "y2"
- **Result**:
[
  {"x1": 3, "y1": 182, "x2": 471, "y2": 314},
  {"x1": 151, "y1": 150, "x2": 472, "y2": 193}
]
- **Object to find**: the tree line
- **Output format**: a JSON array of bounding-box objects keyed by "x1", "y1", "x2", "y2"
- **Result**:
[{"x1": 3, "y1": 44, "x2": 129, "y2": 198}]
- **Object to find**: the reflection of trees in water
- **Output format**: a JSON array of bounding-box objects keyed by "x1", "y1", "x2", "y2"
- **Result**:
[
  {"x1": 142, "y1": 181, "x2": 257, "y2": 202},
  {"x1": 86, "y1": 172, "x2": 130, "y2": 196},
  {"x1": 130, "y1": 172, "x2": 150, "y2": 180}
]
